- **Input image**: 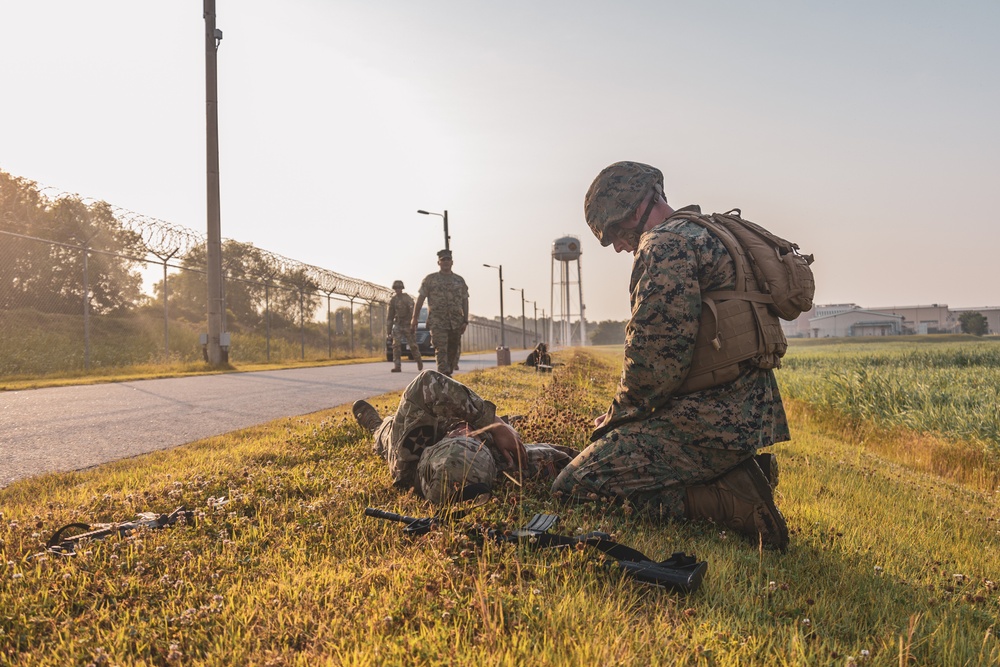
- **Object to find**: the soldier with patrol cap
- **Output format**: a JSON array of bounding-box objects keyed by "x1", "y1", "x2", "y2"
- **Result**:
[
  {"x1": 412, "y1": 249, "x2": 469, "y2": 377},
  {"x1": 551, "y1": 161, "x2": 791, "y2": 550},
  {"x1": 387, "y1": 280, "x2": 422, "y2": 373},
  {"x1": 352, "y1": 371, "x2": 576, "y2": 503}
]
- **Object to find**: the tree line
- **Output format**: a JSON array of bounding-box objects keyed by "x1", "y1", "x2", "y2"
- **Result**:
[{"x1": 0, "y1": 171, "x2": 357, "y2": 333}]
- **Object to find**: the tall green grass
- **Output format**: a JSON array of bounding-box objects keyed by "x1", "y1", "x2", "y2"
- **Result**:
[{"x1": 778, "y1": 338, "x2": 1000, "y2": 455}]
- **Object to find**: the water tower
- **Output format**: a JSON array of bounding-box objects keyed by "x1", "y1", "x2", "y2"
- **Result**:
[{"x1": 550, "y1": 236, "x2": 587, "y2": 347}]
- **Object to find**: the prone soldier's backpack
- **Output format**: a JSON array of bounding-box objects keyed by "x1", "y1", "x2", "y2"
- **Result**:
[{"x1": 669, "y1": 209, "x2": 815, "y2": 394}]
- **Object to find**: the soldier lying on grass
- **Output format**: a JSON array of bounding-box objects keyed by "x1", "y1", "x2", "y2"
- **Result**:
[{"x1": 353, "y1": 370, "x2": 577, "y2": 503}]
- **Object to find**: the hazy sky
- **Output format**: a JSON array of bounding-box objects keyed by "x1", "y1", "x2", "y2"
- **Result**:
[{"x1": 3, "y1": 1, "x2": 998, "y2": 322}]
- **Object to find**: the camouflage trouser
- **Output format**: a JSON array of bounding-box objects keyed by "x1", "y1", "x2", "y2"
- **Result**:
[
  {"x1": 391, "y1": 323, "x2": 421, "y2": 367},
  {"x1": 430, "y1": 326, "x2": 462, "y2": 376},
  {"x1": 372, "y1": 370, "x2": 497, "y2": 489},
  {"x1": 551, "y1": 420, "x2": 752, "y2": 520}
]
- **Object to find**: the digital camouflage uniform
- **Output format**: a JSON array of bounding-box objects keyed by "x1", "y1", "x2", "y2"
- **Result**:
[
  {"x1": 388, "y1": 291, "x2": 421, "y2": 368},
  {"x1": 552, "y1": 207, "x2": 790, "y2": 518},
  {"x1": 418, "y1": 272, "x2": 468, "y2": 376},
  {"x1": 372, "y1": 370, "x2": 573, "y2": 503}
]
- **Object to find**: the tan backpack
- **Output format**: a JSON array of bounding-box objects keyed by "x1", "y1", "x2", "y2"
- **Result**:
[{"x1": 669, "y1": 209, "x2": 815, "y2": 394}]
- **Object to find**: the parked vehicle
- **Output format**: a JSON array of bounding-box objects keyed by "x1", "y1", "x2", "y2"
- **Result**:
[{"x1": 385, "y1": 307, "x2": 434, "y2": 361}]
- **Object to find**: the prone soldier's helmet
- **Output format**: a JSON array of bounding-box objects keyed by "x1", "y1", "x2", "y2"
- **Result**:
[
  {"x1": 392, "y1": 280, "x2": 404, "y2": 289},
  {"x1": 417, "y1": 436, "x2": 497, "y2": 504},
  {"x1": 584, "y1": 161, "x2": 664, "y2": 246}
]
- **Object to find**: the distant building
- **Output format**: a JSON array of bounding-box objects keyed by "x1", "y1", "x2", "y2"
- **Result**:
[
  {"x1": 808, "y1": 308, "x2": 904, "y2": 338},
  {"x1": 868, "y1": 304, "x2": 957, "y2": 334},
  {"x1": 780, "y1": 302, "x2": 996, "y2": 339}
]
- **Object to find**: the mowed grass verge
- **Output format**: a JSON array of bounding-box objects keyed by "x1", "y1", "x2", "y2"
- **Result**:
[{"x1": 1, "y1": 348, "x2": 998, "y2": 666}]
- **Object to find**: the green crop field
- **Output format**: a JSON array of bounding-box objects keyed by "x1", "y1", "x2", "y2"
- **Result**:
[{"x1": 1, "y1": 341, "x2": 999, "y2": 666}]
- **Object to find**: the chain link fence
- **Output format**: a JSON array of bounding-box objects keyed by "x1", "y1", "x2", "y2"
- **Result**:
[{"x1": 0, "y1": 175, "x2": 541, "y2": 380}]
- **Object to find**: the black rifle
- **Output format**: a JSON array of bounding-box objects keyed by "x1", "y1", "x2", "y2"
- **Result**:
[
  {"x1": 46, "y1": 506, "x2": 194, "y2": 555},
  {"x1": 487, "y1": 513, "x2": 707, "y2": 593},
  {"x1": 365, "y1": 508, "x2": 707, "y2": 593},
  {"x1": 363, "y1": 506, "x2": 477, "y2": 536}
]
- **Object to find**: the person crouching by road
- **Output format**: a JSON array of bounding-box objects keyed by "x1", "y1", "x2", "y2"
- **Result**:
[
  {"x1": 353, "y1": 370, "x2": 576, "y2": 504},
  {"x1": 552, "y1": 161, "x2": 790, "y2": 550},
  {"x1": 388, "y1": 280, "x2": 423, "y2": 373},
  {"x1": 412, "y1": 249, "x2": 468, "y2": 377}
]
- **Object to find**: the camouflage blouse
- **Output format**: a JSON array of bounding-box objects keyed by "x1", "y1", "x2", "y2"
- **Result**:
[
  {"x1": 387, "y1": 292, "x2": 415, "y2": 328},
  {"x1": 418, "y1": 272, "x2": 469, "y2": 330},
  {"x1": 596, "y1": 205, "x2": 790, "y2": 452}
]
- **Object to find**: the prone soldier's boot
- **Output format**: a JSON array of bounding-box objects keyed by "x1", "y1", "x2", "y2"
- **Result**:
[
  {"x1": 352, "y1": 400, "x2": 383, "y2": 435},
  {"x1": 685, "y1": 458, "x2": 789, "y2": 551}
]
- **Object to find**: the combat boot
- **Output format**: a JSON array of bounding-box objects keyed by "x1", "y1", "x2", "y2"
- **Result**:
[
  {"x1": 391, "y1": 367, "x2": 401, "y2": 373},
  {"x1": 685, "y1": 458, "x2": 789, "y2": 551},
  {"x1": 352, "y1": 400, "x2": 383, "y2": 434},
  {"x1": 417, "y1": 358, "x2": 423, "y2": 371}
]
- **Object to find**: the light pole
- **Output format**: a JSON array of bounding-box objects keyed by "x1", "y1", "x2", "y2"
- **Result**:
[
  {"x1": 510, "y1": 287, "x2": 526, "y2": 348},
  {"x1": 417, "y1": 209, "x2": 450, "y2": 250},
  {"x1": 483, "y1": 263, "x2": 509, "y2": 365},
  {"x1": 530, "y1": 300, "x2": 539, "y2": 344}
]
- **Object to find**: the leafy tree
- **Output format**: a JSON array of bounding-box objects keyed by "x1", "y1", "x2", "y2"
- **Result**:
[
  {"x1": 959, "y1": 311, "x2": 988, "y2": 336},
  {"x1": 0, "y1": 171, "x2": 145, "y2": 314},
  {"x1": 589, "y1": 319, "x2": 628, "y2": 345},
  {"x1": 153, "y1": 240, "x2": 322, "y2": 331}
]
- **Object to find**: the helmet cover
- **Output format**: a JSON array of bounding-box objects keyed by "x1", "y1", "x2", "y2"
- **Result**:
[{"x1": 584, "y1": 161, "x2": 663, "y2": 246}]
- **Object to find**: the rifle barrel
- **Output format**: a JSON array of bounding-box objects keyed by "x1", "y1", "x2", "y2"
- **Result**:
[{"x1": 364, "y1": 508, "x2": 418, "y2": 524}]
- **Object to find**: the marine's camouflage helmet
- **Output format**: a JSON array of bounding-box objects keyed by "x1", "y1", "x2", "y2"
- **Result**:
[
  {"x1": 584, "y1": 161, "x2": 664, "y2": 246},
  {"x1": 417, "y1": 436, "x2": 497, "y2": 504},
  {"x1": 392, "y1": 280, "x2": 404, "y2": 289}
]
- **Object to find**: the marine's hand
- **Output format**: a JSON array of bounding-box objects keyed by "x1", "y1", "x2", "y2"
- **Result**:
[
  {"x1": 594, "y1": 412, "x2": 609, "y2": 428},
  {"x1": 491, "y1": 418, "x2": 526, "y2": 469}
]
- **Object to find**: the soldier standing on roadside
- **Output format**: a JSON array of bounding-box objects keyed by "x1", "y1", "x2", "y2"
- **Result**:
[
  {"x1": 388, "y1": 280, "x2": 422, "y2": 373},
  {"x1": 412, "y1": 249, "x2": 468, "y2": 377}
]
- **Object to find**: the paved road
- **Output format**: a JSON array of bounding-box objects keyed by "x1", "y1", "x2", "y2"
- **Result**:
[{"x1": 0, "y1": 351, "x2": 529, "y2": 488}]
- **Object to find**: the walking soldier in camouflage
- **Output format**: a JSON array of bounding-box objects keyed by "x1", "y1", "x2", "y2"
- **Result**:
[
  {"x1": 353, "y1": 370, "x2": 576, "y2": 504},
  {"x1": 552, "y1": 161, "x2": 791, "y2": 550},
  {"x1": 412, "y1": 249, "x2": 469, "y2": 377},
  {"x1": 388, "y1": 280, "x2": 423, "y2": 373}
]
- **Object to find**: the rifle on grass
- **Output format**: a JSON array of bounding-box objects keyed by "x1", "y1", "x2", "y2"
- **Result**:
[
  {"x1": 363, "y1": 505, "x2": 478, "y2": 536},
  {"x1": 486, "y1": 513, "x2": 707, "y2": 593},
  {"x1": 364, "y1": 508, "x2": 707, "y2": 593},
  {"x1": 46, "y1": 506, "x2": 194, "y2": 555}
]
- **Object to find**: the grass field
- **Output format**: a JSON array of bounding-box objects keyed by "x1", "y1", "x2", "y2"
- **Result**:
[{"x1": 1, "y1": 343, "x2": 999, "y2": 665}]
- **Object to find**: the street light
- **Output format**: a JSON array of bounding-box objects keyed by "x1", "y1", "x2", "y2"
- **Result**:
[
  {"x1": 417, "y1": 209, "x2": 450, "y2": 250},
  {"x1": 510, "y1": 287, "x2": 527, "y2": 348},
  {"x1": 529, "y1": 300, "x2": 539, "y2": 343},
  {"x1": 483, "y1": 264, "x2": 509, "y2": 366}
]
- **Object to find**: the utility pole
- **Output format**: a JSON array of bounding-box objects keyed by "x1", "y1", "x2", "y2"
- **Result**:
[
  {"x1": 204, "y1": 0, "x2": 226, "y2": 365},
  {"x1": 510, "y1": 287, "x2": 526, "y2": 348}
]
